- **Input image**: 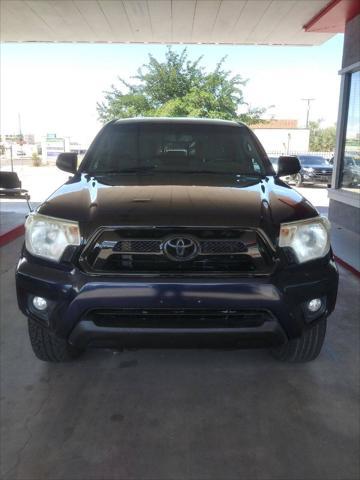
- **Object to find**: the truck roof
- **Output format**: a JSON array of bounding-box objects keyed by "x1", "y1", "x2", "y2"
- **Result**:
[{"x1": 111, "y1": 117, "x2": 246, "y2": 127}]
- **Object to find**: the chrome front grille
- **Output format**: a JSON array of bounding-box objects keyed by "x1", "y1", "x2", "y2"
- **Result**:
[
  {"x1": 200, "y1": 240, "x2": 248, "y2": 254},
  {"x1": 80, "y1": 227, "x2": 274, "y2": 276},
  {"x1": 104, "y1": 238, "x2": 248, "y2": 256},
  {"x1": 113, "y1": 240, "x2": 162, "y2": 254},
  {"x1": 313, "y1": 169, "x2": 332, "y2": 177}
]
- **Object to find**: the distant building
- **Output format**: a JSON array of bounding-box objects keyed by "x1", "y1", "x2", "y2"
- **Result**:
[
  {"x1": 69, "y1": 141, "x2": 88, "y2": 154},
  {"x1": 23, "y1": 134, "x2": 35, "y2": 144},
  {"x1": 41, "y1": 134, "x2": 89, "y2": 163},
  {"x1": 249, "y1": 119, "x2": 310, "y2": 154},
  {"x1": 1, "y1": 133, "x2": 35, "y2": 144},
  {"x1": 41, "y1": 134, "x2": 69, "y2": 162},
  {"x1": 250, "y1": 119, "x2": 299, "y2": 129}
]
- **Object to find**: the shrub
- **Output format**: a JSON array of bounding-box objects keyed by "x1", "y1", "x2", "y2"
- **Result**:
[{"x1": 32, "y1": 152, "x2": 41, "y2": 167}]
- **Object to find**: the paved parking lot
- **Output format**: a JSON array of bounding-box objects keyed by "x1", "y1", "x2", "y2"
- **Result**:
[{"x1": 1, "y1": 237, "x2": 359, "y2": 480}]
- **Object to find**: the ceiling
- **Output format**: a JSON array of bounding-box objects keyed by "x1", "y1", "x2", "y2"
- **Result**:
[{"x1": 1, "y1": 0, "x2": 335, "y2": 45}]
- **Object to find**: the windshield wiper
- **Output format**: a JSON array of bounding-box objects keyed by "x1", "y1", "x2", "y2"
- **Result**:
[
  {"x1": 236, "y1": 172, "x2": 267, "y2": 178},
  {"x1": 116, "y1": 166, "x2": 158, "y2": 173},
  {"x1": 86, "y1": 166, "x2": 157, "y2": 175},
  {"x1": 86, "y1": 168, "x2": 266, "y2": 178},
  {"x1": 184, "y1": 170, "x2": 266, "y2": 178}
]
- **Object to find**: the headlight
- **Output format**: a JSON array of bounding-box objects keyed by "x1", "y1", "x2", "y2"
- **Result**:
[
  {"x1": 279, "y1": 217, "x2": 330, "y2": 263},
  {"x1": 25, "y1": 213, "x2": 81, "y2": 262}
]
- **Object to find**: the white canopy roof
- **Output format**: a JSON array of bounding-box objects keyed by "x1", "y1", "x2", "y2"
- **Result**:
[{"x1": 1, "y1": 0, "x2": 334, "y2": 45}]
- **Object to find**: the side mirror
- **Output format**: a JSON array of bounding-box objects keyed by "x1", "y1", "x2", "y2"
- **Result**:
[
  {"x1": 277, "y1": 156, "x2": 301, "y2": 177},
  {"x1": 56, "y1": 152, "x2": 77, "y2": 174}
]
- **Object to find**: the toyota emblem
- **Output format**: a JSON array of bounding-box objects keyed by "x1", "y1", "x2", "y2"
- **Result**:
[{"x1": 162, "y1": 236, "x2": 199, "y2": 261}]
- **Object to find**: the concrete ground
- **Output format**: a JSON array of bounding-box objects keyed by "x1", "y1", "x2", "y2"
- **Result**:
[{"x1": 1, "y1": 237, "x2": 359, "y2": 480}]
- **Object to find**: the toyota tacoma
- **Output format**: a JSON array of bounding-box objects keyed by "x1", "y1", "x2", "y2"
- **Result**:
[{"x1": 16, "y1": 118, "x2": 338, "y2": 362}]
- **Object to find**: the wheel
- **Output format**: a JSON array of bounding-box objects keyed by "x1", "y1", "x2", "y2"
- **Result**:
[
  {"x1": 28, "y1": 318, "x2": 83, "y2": 362},
  {"x1": 271, "y1": 318, "x2": 327, "y2": 363},
  {"x1": 294, "y1": 173, "x2": 303, "y2": 187}
]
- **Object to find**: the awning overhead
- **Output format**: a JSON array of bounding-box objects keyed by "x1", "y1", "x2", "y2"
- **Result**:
[
  {"x1": 305, "y1": 0, "x2": 360, "y2": 33},
  {"x1": 1, "y1": 0, "x2": 335, "y2": 45}
]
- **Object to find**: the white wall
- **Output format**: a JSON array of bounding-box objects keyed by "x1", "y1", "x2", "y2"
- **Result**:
[{"x1": 253, "y1": 128, "x2": 310, "y2": 154}]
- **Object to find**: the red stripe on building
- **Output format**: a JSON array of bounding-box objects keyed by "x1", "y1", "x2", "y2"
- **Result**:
[{"x1": 304, "y1": 0, "x2": 360, "y2": 33}]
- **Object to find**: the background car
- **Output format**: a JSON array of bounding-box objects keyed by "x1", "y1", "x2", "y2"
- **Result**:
[
  {"x1": 343, "y1": 155, "x2": 360, "y2": 187},
  {"x1": 331, "y1": 154, "x2": 360, "y2": 188},
  {"x1": 291, "y1": 154, "x2": 333, "y2": 187}
]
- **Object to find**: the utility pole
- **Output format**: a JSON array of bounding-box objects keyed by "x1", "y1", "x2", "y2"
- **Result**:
[
  {"x1": 10, "y1": 144, "x2": 14, "y2": 172},
  {"x1": 18, "y1": 112, "x2": 24, "y2": 159},
  {"x1": 18, "y1": 112, "x2": 22, "y2": 138},
  {"x1": 301, "y1": 98, "x2": 315, "y2": 128}
]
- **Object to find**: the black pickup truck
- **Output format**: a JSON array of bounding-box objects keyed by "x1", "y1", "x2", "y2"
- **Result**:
[{"x1": 16, "y1": 118, "x2": 338, "y2": 363}]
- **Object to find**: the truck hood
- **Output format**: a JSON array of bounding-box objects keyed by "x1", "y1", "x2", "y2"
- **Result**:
[{"x1": 38, "y1": 173, "x2": 318, "y2": 240}]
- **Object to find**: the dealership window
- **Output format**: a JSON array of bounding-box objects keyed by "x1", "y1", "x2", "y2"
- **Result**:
[{"x1": 340, "y1": 70, "x2": 360, "y2": 193}]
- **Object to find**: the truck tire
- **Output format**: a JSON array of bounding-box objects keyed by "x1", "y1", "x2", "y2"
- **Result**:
[
  {"x1": 271, "y1": 318, "x2": 327, "y2": 362},
  {"x1": 28, "y1": 318, "x2": 82, "y2": 362}
]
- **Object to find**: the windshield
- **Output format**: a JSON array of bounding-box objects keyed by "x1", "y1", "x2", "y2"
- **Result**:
[
  {"x1": 299, "y1": 156, "x2": 329, "y2": 166},
  {"x1": 82, "y1": 123, "x2": 267, "y2": 176}
]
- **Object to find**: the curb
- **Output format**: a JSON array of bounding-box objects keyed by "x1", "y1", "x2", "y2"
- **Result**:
[
  {"x1": 334, "y1": 255, "x2": 360, "y2": 279},
  {"x1": 0, "y1": 224, "x2": 25, "y2": 247}
]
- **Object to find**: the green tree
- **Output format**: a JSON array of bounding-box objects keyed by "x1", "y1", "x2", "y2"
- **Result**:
[
  {"x1": 97, "y1": 47, "x2": 266, "y2": 124},
  {"x1": 309, "y1": 120, "x2": 337, "y2": 151}
]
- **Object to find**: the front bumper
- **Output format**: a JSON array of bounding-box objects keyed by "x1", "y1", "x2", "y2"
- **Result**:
[
  {"x1": 302, "y1": 172, "x2": 332, "y2": 184},
  {"x1": 16, "y1": 255, "x2": 338, "y2": 349}
]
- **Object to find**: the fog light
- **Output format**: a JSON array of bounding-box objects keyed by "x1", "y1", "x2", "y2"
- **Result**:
[
  {"x1": 307, "y1": 298, "x2": 322, "y2": 313},
  {"x1": 32, "y1": 296, "x2": 48, "y2": 311}
]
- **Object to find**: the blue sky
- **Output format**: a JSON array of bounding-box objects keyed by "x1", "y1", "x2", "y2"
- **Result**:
[{"x1": 1, "y1": 34, "x2": 344, "y2": 143}]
